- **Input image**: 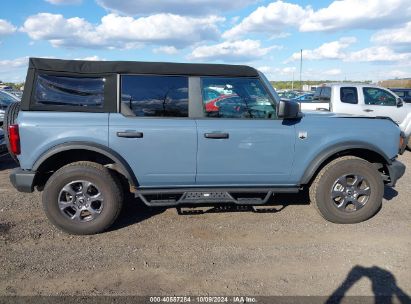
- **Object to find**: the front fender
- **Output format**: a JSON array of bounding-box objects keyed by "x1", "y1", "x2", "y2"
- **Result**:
[
  {"x1": 399, "y1": 110, "x2": 411, "y2": 138},
  {"x1": 299, "y1": 141, "x2": 391, "y2": 185}
]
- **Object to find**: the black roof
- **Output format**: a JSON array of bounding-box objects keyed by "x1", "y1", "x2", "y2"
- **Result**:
[{"x1": 28, "y1": 58, "x2": 259, "y2": 77}]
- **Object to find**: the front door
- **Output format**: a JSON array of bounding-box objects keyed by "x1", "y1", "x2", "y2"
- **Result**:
[
  {"x1": 360, "y1": 87, "x2": 407, "y2": 124},
  {"x1": 196, "y1": 76, "x2": 296, "y2": 186}
]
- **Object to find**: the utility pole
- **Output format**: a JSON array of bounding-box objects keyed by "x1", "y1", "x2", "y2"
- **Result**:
[
  {"x1": 299, "y1": 49, "x2": 303, "y2": 91},
  {"x1": 292, "y1": 71, "x2": 294, "y2": 90}
]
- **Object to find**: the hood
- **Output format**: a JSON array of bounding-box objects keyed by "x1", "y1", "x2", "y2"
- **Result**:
[
  {"x1": 303, "y1": 110, "x2": 398, "y2": 125},
  {"x1": 303, "y1": 111, "x2": 357, "y2": 118}
]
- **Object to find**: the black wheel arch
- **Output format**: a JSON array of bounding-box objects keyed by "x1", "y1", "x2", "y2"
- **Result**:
[
  {"x1": 32, "y1": 142, "x2": 139, "y2": 191},
  {"x1": 300, "y1": 142, "x2": 392, "y2": 185}
]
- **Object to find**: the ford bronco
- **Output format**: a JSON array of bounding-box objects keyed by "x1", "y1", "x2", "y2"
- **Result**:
[{"x1": 4, "y1": 58, "x2": 407, "y2": 234}]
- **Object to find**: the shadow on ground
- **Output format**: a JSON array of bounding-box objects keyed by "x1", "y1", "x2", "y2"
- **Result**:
[
  {"x1": 110, "y1": 189, "x2": 311, "y2": 231},
  {"x1": 327, "y1": 265, "x2": 411, "y2": 304},
  {"x1": 0, "y1": 154, "x2": 17, "y2": 171},
  {"x1": 384, "y1": 186, "x2": 398, "y2": 201}
]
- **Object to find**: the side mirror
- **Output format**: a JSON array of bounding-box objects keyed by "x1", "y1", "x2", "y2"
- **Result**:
[
  {"x1": 397, "y1": 98, "x2": 403, "y2": 108},
  {"x1": 277, "y1": 100, "x2": 302, "y2": 119}
]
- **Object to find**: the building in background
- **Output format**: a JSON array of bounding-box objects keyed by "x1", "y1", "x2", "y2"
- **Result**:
[{"x1": 378, "y1": 78, "x2": 411, "y2": 88}]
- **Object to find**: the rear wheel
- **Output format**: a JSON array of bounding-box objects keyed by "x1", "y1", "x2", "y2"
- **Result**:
[
  {"x1": 42, "y1": 161, "x2": 123, "y2": 235},
  {"x1": 3, "y1": 102, "x2": 20, "y2": 163},
  {"x1": 309, "y1": 156, "x2": 384, "y2": 224}
]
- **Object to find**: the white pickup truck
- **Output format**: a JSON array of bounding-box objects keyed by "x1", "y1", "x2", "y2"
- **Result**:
[{"x1": 299, "y1": 83, "x2": 411, "y2": 149}]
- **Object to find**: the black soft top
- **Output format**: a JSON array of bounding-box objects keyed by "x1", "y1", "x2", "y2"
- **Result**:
[{"x1": 28, "y1": 58, "x2": 259, "y2": 77}]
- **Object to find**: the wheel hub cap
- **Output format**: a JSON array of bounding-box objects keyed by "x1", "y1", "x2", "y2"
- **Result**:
[
  {"x1": 58, "y1": 180, "x2": 104, "y2": 222},
  {"x1": 330, "y1": 174, "x2": 371, "y2": 213}
]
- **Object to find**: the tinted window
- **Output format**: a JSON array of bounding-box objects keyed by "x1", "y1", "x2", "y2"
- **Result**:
[
  {"x1": 121, "y1": 75, "x2": 188, "y2": 117},
  {"x1": 320, "y1": 87, "x2": 331, "y2": 101},
  {"x1": 363, "y1": 87, "x2": 396, "y2": 106},
  {"x1": 313, "y1": 87, "x2": 331, "y2": 102},
  {"x1": 34, "y1": 74, "x2": 104, "y2": 107},
  {"x1": 202, "y1": 77, "x2": 276, "y2": 119},
  {"x1": 393, "y1": 91, "x2": 405, "y2": 97},
  {"x1": 340, "y1": 87, "x2": 358, "y2": 104}
]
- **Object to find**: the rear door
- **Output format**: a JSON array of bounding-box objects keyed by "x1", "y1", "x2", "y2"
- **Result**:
[
  {"x1": 109, "y1": 75, "x2": 197, "y2": 187},
  {"x1": 195, "y1": 76, "x2": 296, "y2": 186}
]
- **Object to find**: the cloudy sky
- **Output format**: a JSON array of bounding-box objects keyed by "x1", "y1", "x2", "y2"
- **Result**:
[{"x1": 0, "y1": 0, "x2": 410, "y2": 82}]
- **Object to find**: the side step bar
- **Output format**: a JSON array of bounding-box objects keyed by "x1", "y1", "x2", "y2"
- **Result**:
[{"x1": 136, "y1": 187, "x2": 299, "y2": 207}]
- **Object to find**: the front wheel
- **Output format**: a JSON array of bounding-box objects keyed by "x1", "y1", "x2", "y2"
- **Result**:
[
  {"x1": 42, "y1": 161, "x2": 123, "y2": 234},
  {"x1": 309, "y1": 156, "x2": 384, "y2": 224}
]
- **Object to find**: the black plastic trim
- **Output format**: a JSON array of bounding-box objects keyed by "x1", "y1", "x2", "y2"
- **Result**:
[
  {"x1": 137, "y1": 187, "x2": 299, "y2": 207},
  {"x1": 9, "y1": 168, "x2": 36, "y2": 193},
  {"x1": 32, "y1": 142, "x2": 138, "y2": 188},
  {"x1": 386, "y1": 160, "x2": 406, "y2": 187},
  {"x1": 137, "y1": 186, "x2": 299, "y2": 194},
  {"x1": 300, "y1": 142, "x2": 392, "y2": 184}
]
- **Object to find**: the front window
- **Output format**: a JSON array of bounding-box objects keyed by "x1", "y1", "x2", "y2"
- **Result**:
[
  {"x1": 201, "y1": 77, "x2": 276, "y2": 119},
  {"x1": 363, "y1": 87, "x2": 396, "y2": 106}
]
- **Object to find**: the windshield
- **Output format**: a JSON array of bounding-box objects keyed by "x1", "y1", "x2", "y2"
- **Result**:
[{"x1": 0, "y1": 90, "x2": 18, "y2": 107}]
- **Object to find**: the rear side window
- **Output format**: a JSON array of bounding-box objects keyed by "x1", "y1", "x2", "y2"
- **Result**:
[
  {"x1": 121, "y1": 75, "x2": 188, "y2": 117},
  {"x1": 394, "y1": 91, "x2": 405, "y2": 97},
  {"x1": 340, "y1": 87, "x2": 358, "y2": 104},
  {"x1": 34, "y1": 74, "x2": 105, "y2": 108},
  {"x1": 313, "y1": 87, "x2": 331, "y2": 102}
]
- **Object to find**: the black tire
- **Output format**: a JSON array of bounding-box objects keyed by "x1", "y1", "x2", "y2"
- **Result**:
[
  {"x1": 309, "y1": 156, "x2": 384, "y2": 224},
  {"x1": 42, "y1": 161, "x2": 123, "y2": 235},
  {"x1": 3, "y1": 102, "x2": 20, "y2": 164}
]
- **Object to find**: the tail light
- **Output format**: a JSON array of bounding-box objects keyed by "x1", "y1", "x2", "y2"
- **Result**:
[{"x1": 8, "y1": 124, "x2": 21, "y2": 155}]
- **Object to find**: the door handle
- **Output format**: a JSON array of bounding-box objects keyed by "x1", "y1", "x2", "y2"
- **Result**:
[
  {"x1": 204, "y1": 132, "x2": 229, "y2": 139},
  {"x1": 363, "y1": 109, "x2": 374, "y2": 112},
  {"x1": 117, "y1": 131, "x2": 143, "y2": 138}
]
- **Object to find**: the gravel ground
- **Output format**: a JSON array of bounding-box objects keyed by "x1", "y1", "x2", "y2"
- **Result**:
[{"x1": 0, "y1": 153, "x2": 410, "y2": 298}]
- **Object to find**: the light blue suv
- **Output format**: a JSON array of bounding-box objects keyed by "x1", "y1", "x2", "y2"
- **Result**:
[{"x1": 5, "y1": 58, "x2": 406, "y2": 234}]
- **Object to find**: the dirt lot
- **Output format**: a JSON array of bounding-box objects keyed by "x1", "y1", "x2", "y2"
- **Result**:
[{"x1": 0, "y1": 153, "x2": 410, "y2": 298}]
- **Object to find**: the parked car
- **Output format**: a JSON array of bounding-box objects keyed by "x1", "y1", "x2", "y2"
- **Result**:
[
  {"x1": 291, "y1": 93, "x2": 314, "y2": 102},
  {"x1": 277, "y1": 90, "x2": 301, "y2": 101},
  {"x1": 9, "y1": 90, "x2": 23, "y2": 100},
  {"x1": 0, "y1": 129, "x2": 6, "y2": 154},
  {"x1": 5, "y1": 58, "x2": 406, "y2": 234},
  {"x1": 0, "y1": 90, "x2": 20, "y2": 126},
  {"x1": 298, "y1": 83, "x2": 411, "y2": 149},
  {"x1": 389, "y1": 88, "x2": 411, "y2": 103}
]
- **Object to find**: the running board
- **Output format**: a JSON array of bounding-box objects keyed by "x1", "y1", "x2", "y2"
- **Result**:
[{"x1": 136, "y1": 187, "x2": 299, "y2": 207}]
